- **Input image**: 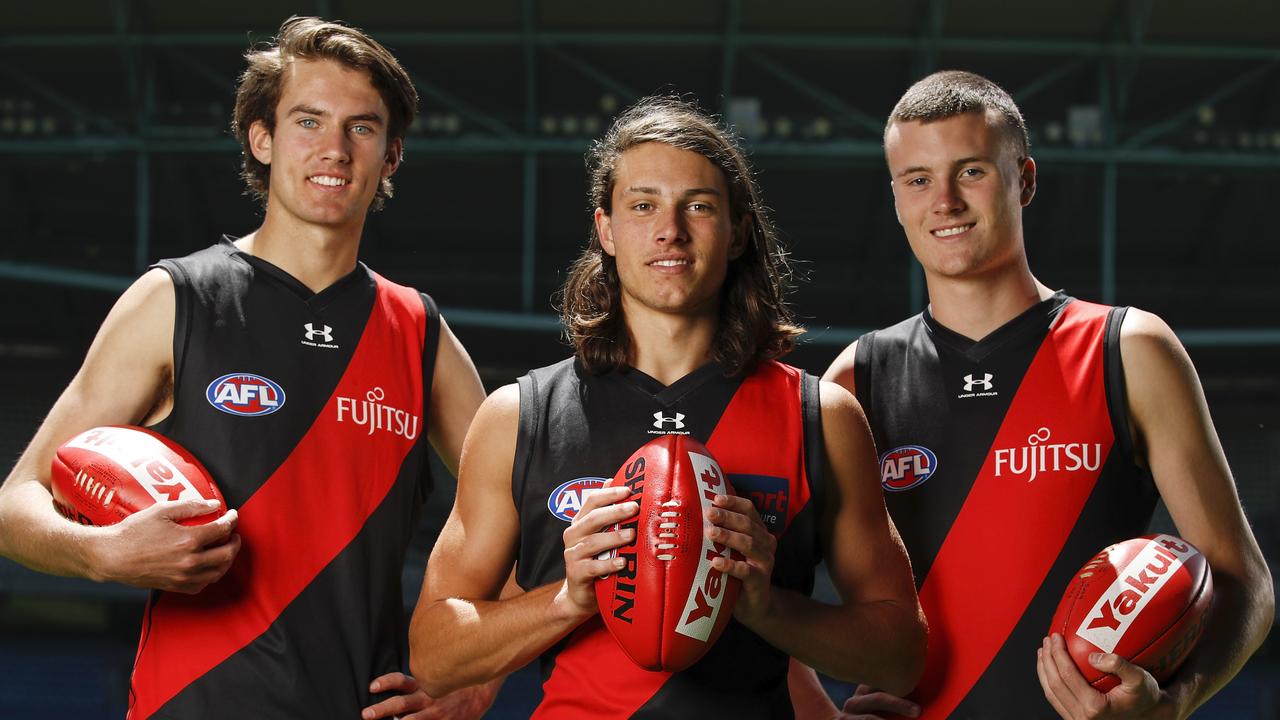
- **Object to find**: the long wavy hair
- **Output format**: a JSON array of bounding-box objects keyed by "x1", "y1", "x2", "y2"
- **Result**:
[
  {"x1": 558, "y1": 96, "x2": 802, "y2": 377},
  {"x1": 232, "y1": 16, "x2": 418, "y2": 212}
]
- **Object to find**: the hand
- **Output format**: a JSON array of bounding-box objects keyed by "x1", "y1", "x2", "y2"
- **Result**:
[
  {"x1": 560, "y1": 485, "x2": 639, "y2": 617},
  {"x1": 1037, "y1": 634, "x2": 1172, "y2": 719},
  {"x1": 837, "y1": 684, "x2": 920, "y2": 719},
  {"x1": 361, "y1": 672, "x2": 500, "y2": 720},
  {"x1": 94, "y1": 499, "x2": 240, "y2": 593},
  {"x1": 706, "y1": 494, "x2": 777, "y2": 625}
]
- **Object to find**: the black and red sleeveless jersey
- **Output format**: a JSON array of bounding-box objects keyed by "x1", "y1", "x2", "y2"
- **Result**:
[
  {"x1": 127, "y1": 240, "x2": 439, "y2": 719},
  {"x1": 513, "y1": 358, "x2": 825, "y2": 719},
  {"x1": 849, "y1": 293, "x2": 1158, "y2": 719}
]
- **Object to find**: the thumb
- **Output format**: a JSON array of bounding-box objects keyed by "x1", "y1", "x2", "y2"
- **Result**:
[
  {"x1": 1088, "y1": 652, "x2": 1147, "y2": 690},
  {"x1": 158, "y1": 498, "x2": 224, "y2": 520}
]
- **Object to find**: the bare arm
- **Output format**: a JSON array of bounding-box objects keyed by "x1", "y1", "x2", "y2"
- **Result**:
[
  {"x1": 426, "y1": 316, "x2": 485, "y2": 477},
  {"x1": 714, "y1": 381, "x2": 926, "y2": 695},
  {"x1": 0, "y1": 269, "x2": 239, "y2": 591},
  {"x1": 408, "y1": 384, "x2": 638, "y2": 698},
  {"x1": 1039, "y1": 309, "x2": 1274, "y2": 719}
]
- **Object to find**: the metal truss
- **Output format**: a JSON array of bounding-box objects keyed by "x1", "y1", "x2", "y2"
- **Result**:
[{"x1": 2, "y1": 0, "x2": 1278, "y2": 346}]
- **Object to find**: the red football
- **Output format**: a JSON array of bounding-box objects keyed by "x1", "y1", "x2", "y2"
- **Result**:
[
  {"x1": 51, "y1": 425, "x2": 226, "y2": 527},
  {"x1": 1049, "y1": 534, "x2": 1213, "y2": 692},
  {"x1": 594, "y1": 435, "x2": 743, "y2": 672}
]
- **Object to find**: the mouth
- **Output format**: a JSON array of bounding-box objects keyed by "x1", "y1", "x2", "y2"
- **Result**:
[
  {"x1": 931, "y1": 223, "x2": 975, "y2": 238},
  {"x1": 309, "y1": 175, "x2": 349, "y2": 188},
  {"x1": 648, "y1": 258, "x2": 691, "y2": 268}
]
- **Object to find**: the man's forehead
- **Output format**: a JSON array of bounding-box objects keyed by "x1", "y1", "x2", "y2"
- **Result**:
[
  {"x1": 614, "y1": 142, "x2": 727, "y2": 192},
  {"x1": 885, "y1": 112, "x2": 1013, "y2": 164},
  {"x1": 277, "y1": 58, "x2": 385, "y2": 109}
]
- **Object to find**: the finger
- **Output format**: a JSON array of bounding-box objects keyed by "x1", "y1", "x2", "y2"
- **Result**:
[
  {"x1": 160, "y1": 498, "x2": 227, "y2": 521},
  {"x1": 186, "y1": 508, "x2": 238, "y2": 547},
  {"x1": 1088, "y1": 651, "x2": 1146, "y2": 692},
  {"x1": 708, "y1": 523, "x2": 774, "y2": 562},
  {"x1": 370, "y1": 671, "x2": 418, "y2": 694},
  {"x1": 573, "y1": 485, "x2": 634, "y2": 519},
  {"x1": 841, "y1": 689, "x2": 920, "y2": 716},
  {"x1": 569, "y1": 551, "x2": 633, "y2": 580},
  {"x1": 1035, "y1": 643, "x2": 1073, "y2": 719},
  {"x1": 566, "y1": 500, "x2": 639, "y2": 538},
  {"x1": 361, "y1": 692, "x2": 429, "y2": 720},
  {"x1": 1047, "y1": 633, "x2": 1102, "y2": 707},
  {"x1": 567, "y1": 526, "x2": 635, "y2": 557},
  {"x1": 705, "y1": 504, "x2": 763, "y2": 534},
  {"x1": 193, "y1": 533, "x2": 241, "y2": 572}
]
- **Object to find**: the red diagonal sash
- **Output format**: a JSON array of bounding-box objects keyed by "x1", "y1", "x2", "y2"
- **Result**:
[
  {"x1": 128, "y1": 275, "x2": 425, "y2": 719},
  {"x1": 910, "y1": 301, "x2": 1113, "y2": 719},
  {"x1": 534, "y1": 362, "x2": 809, "y2": 717}
]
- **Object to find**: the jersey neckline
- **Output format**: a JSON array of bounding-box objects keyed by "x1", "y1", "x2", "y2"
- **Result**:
[
  {"x1": 923, "y1": 291, "x2": 1072, "y2": 363},
  {"x1": 615, "y1": 361, "x2": 730, "y2": 407},
  {"x1": 219, "y1": 236, "x2": 370, "y2": 311}
]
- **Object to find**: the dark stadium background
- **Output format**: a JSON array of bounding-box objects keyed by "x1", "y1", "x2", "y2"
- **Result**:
[{"x1": 1, "y1": 1, "x2": 1277, "y2": 716}]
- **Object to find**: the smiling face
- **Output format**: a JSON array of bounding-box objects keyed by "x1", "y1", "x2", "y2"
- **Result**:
[
  {"x1": 248, "y1": 58, "x2": 401, "y2": 234},
  {"x1": 595, "y1": 141, "x2": 744, "y2": 322},
  {"x1": 885, "y1": 110, "x2": 1036, "y2": 281}
]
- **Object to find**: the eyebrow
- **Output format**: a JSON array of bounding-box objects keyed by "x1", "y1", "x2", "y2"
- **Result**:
[
  {"x1": 622, "y1": 186, "x2": 723, "y2": 197},
  {"x1": 894, "y1": 156, "x2": 992, "y2": 178},
  {"x1": 287, "y1": 104, "x2": 385, "y2": 125}
]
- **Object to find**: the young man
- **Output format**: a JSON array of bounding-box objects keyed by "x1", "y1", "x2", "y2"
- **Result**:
[
  {"x1": 409, "y1": 96, "x2": 927, "y2": 718},
  {"x1": 0, "y1": 17, "x2": 496, "y2": 720},
  {"x1": 803, "y1": 70, "x2": 1273, "y2": 719}
]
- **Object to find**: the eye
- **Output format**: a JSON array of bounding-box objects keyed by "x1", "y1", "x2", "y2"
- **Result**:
[
  {"x1": 632, "y1": 201, "x2": 652, "y2": 211},
  {"x1": 905, "y1": 176, "x2": 929, "y2": 187},
  {"x1": 960, "y1": 167, "x2": 985, "y2": 179},
  {"x1": 298, "y1": 118, "x2": 318, "y2": 129},
  {"x1": 688, "y1": 202, "x2": 714, "y2": 213},
  {"x1": 351, "y1": 124, "x2": 373, "y2": 136}
]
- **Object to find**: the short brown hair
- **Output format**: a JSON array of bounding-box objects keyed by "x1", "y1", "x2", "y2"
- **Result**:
[
  {"x1": 232, "y1": 16, "x2": 418, "y2": 211},
  {"x1": 559, "y1": 96, "x2": 802, "y2": 377},
  {"x1": 887, "y1": 70, "x2": 1029, "y2": 158}
]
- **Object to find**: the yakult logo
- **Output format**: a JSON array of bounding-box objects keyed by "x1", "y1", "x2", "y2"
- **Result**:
[
  {"x1": 993, "y1": 427, "x2": 1102, "y2": 483},
  {"x1": 1076, "y1": 535, "x2": 1199, "y2": 652},
  {"x1": 675, "y1": 451, "x2": 734, "y2": 642},
  {"x1": 336, "y1": 387, "x2": 421, "y2": 439}
]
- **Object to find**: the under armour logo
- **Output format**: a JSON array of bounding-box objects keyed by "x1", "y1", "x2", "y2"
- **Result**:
[
  {"x1": 304, "y1": 323, "x2": 334, "y2": 343},
  {"x1": 963, "y1": 373, "x2": 993, "y2": 392},
  {"x1": 653, "y1": 411, "x2": 686, "y2": 430}
]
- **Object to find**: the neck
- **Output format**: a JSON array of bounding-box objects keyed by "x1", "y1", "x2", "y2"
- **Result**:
[
  {"x1": 925, "y1": 260, "x2": 1055, "y2": 341},
  {"x1": 241, "y1": 210, "x2": 363, "y2": 293},
  {"x1": 624, "y1": 302, "x2": 720, "y2": 386}
]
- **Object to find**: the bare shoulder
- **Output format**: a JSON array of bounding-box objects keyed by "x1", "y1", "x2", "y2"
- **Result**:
[
  {"x1": 818, "y1": 378, "x2": 868, "y2": 427},
  {"x1": 1118, "y1": 307, "x2": 1188, "y2": 369},
  {"x1": 822, "y1": 340, "x2": 859, "y2": 390}
]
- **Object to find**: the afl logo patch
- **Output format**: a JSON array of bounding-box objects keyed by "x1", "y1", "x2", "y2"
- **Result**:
[
  {"x1": 205, "y1": 373, "x2": 286, "y2": 417},
  {"x1": 880, "y1": 445, "x2": 938, "y2": 492},
  {"x1": 548, "y1": 477, "x2": 607, "y2": 522}
]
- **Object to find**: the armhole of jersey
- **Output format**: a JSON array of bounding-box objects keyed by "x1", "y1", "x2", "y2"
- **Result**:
[
  {"x1": 852, "y1": 331, "x2": 875, "y2": 410},
  {"x1": 152, "y1": 260, "x2": 190, "y2": 431},
  {"x1": 418, "y1": 292, "x2": 442, "y2": 499},
  {"x1": 1103, "y1": 306, "x2": 1137, "y2": 467},
  {"x1": 802, "y1": 372, "x2": 826, "y2": 564},
  {"x1": 512, "y1": 372, "x2": 539, "y2": 520}
]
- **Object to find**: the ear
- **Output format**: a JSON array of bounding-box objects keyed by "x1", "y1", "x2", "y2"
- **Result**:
[
  {"x1": 1019, "y1": 156, "x2": 1037, "y2": 207},
  {"x1": 248, "y1": 120, "x2": 273, "y2": 166},
  {"x1": 729, "y1": 214, "x2": 751, "y2": 261},
  {"x1": 382, "y1": 137, "x2": 403, "y2": 179},
  {"x1": 594, "y1": 207, "x2": 616, "y2": 256}
]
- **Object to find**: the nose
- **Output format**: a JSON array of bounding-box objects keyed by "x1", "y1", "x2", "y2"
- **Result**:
[
  {"x1": 932, "y1": 177, "x2": 966, "y2": 215},
  {"x1": 319, "y1": 124, "x2": 351, "y2": 164},
  {"x1": 653, "y1": 204, "x2": 688, "y2": 245}
]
